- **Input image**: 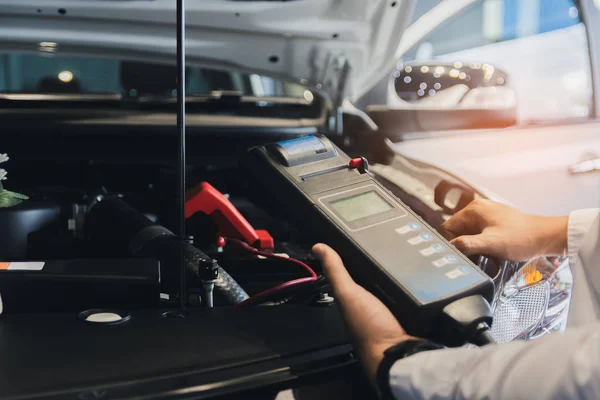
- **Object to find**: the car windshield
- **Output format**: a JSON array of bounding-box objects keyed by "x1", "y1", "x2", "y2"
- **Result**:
[{"x1": 0, "y1": 51, "x2": 314, "y2": 109}]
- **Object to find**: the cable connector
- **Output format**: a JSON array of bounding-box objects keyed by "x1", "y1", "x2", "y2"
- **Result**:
[
  {"x1": 199, "y1": 258, "x2": 219, "y2": 308},
  {"x1": 442, "y1": 295, "x2": 496, "y2": 346}
]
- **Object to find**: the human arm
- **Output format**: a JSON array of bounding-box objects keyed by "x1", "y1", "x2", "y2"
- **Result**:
[
  {"x1": 389, "y1": 211, "x2": 600, "y2": 399},
  {"x1": 387, "y1": 321, "x2": 600, "y2": 400},
  {"x1": 314, "y1": 207, "x2": 600, "y2": 399},
  {"x1": 438, "y1": 200, "x2": 600, "y2": 326},
  {"x1": 312, "y1": 243, "x2": 418, "y2": 387},
  {"x1": 438, "y1": 199, "x2": 569, "y2": 261}
]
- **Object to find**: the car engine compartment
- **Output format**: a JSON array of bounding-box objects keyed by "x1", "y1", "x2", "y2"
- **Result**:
[
  {"x1": 0, "y1": 124, "x2": 367, "y2": 398},
  {"x1": 1, "y1": 118, "x2": 385, "y2": 317}
]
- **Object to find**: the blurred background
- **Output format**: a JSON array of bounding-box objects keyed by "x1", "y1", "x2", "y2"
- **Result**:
[{"x1": 403, "y1": 0, "x2": 590, "y2": 123}]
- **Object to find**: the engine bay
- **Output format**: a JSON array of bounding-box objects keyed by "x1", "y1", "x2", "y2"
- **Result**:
[
  {"x1": 2, "y1": 120, "x2": 476, "y2": 328},
  {"x1": 1, "y1": 128, "x2": 507, "y2": 362},
  {"x1": 0, "y1": 122, "x2": 372, "y2": 317},
  {"x1": 0, "y1": 163, "x2": 325, "y2": 312}
]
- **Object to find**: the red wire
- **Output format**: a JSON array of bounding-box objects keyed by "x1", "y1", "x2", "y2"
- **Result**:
[
  {"x1": 238, "y1": 276, "x2": 317, "y2": 307},
  {"x1": 254, "y1": 250, "x2": 317, "y2": 279},
  {"x1": 227, "y1": 240, "x2": 318, "y2": 307}
]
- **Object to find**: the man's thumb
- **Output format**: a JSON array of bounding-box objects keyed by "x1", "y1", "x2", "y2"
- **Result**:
[{"x1": 312, "y1": 243, "x2": 355, "y2": 290}]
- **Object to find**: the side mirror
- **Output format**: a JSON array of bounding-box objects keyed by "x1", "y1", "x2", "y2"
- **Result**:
[
  {"x1": 366, "y1": 61, "x2": 518, "y2": 139},
  {"x1": 395, "y1": 62, "x2": 508, "y2": 100}
]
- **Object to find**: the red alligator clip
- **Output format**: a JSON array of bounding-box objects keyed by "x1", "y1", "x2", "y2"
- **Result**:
[{"x1": 185, "y1": 182, "x2": 274, "y2": 249}]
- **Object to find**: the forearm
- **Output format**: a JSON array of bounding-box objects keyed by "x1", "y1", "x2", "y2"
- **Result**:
[
  {"x1": 532, "y1": 209, "x2": 600, "y2": 258},
  {"x1": 387, "y1": 324, "x2": 600, "y2": 400},
  {"x1": 533, "y1": 215, "x2": 569, "y2": 257}
]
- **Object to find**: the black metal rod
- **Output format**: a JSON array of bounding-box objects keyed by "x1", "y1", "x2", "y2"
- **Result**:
[{"x1": 176, "y1": 0, "x2": 187, "y2": 311}]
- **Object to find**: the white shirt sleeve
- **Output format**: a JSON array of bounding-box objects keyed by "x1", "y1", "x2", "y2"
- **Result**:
[
  {"x1": 388, "y1": 209, "x2": 600, "y2": 400},
  {"x1": 567, "y1": 209, "x2": 600, "y2": 327}
]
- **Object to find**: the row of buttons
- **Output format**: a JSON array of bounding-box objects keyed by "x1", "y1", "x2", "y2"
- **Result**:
[{"x1": 395, "y1": 222, "x2": 471, "y2": 280}]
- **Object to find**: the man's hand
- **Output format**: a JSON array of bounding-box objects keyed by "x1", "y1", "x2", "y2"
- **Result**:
[
  {"x1": 312, "y1": 243, "x2": 417, "y2": 386},
  {"x1": 439, "y1": 199, "x2": 568, "y2": 261}
]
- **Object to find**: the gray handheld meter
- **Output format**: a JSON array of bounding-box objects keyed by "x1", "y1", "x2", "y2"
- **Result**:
[{"x1": 245, "y1": 135, "x2": 495, "y2": 346}]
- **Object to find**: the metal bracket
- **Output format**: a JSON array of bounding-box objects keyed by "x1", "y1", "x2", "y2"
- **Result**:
[{"x1": 176, "y1": 0, "x2": 187, "y2": 312}]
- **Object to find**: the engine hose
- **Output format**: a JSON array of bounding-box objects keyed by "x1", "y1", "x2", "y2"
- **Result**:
[
  {"x1": 85, "y1": 196, "x2": 248, "y2": 304},
  {"x1": 214, "y1": 266, "x2": 249, "y2": 304}
]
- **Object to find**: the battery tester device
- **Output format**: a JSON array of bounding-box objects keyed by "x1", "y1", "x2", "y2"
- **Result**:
[{"x1": 245, "y1": 135, "x2": 496, "y2": 346}]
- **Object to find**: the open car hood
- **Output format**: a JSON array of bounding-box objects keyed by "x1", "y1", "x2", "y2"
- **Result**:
[{"x1": 0, "y1": 0, "x2": 414, "y2": 102}]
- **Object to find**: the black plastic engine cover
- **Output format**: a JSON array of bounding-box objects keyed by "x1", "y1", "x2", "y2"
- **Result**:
[
  {"x1": 0, "y1": 258, "x2": 160, "y2": 313},
  {"x1": 0, "y1": 201, "x2": 61, "y2": 260}
]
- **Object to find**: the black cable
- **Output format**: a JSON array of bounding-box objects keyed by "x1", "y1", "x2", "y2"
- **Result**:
[
  {"x1": 474, "y1": 325, "x2": 496, "y2": 346},
  {"x1": 442, "y1": 295, "x2": 497, "y2": 346},
  {"x1": 176, "y1": 0, "x2": 187, "y2": 311}
]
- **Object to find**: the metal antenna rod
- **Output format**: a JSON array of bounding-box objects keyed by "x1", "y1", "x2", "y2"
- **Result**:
[{"x1": 176, "y1": 0, "x2": 187, "y2": 311}]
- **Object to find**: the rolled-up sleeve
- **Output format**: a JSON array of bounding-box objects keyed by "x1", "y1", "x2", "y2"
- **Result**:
[
  {"x1": 567, "y1": 209, "x2": 600, "y2": 327},
  {"x1": 389, "y1": 323, "x2": 600, "y2": 400},
  {"x1": 388, "y1": 209, "x2": 600, "y2": 399}
]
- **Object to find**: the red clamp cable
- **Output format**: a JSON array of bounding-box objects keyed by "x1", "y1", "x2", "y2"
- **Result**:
[
  {"x1": 224, "y1": 239, "x2": 318, "y2": 307},
  {"x1": 185, "y1": 182, "x2": 274, "y2": 249}
]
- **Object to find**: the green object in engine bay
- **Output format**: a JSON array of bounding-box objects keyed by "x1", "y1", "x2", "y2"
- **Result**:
[{"x1": 0, "y1": 153, "x2": 28, "y2": 208}]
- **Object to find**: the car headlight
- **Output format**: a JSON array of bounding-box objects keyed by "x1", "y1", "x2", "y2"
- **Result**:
[{"x1": 477, "y1": 256, "x2": 573, "y2": 344}]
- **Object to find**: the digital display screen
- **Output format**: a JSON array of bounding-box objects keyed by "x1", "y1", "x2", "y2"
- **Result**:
[{"x1": 330, "y1": 191, "x2": 393, "y2": 222}]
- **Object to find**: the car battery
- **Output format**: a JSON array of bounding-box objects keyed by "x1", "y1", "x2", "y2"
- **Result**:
[{"x1": 0, "y1": 259, "x2": 160, "y2": 314}]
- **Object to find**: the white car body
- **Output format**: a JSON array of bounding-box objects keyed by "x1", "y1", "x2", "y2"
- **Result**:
[
  {"x1": 0, "y1": 0, "x2": 414, "y2": 101},
  {"x1": 435, "y1": 23, "x2": 591, "y2": 123},
  {"x1": 393, "y1": 4, "x2": 600, "y2": 216}
]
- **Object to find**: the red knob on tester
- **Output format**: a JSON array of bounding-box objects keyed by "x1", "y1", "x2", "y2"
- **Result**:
[{"x1": 348, "y1": 157, "x2": 369, "y2": 173}]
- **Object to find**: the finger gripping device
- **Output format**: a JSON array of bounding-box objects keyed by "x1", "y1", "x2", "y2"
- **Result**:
[{"x1": 244, "y1": 135, "x2": 495, "y2": 346}]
